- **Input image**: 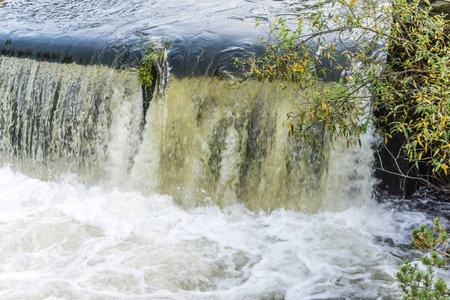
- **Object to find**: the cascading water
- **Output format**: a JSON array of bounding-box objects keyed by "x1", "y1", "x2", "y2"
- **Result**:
[
  {"x1": 0, "y1": 52, "x2": 434, "y2": 299},
  {"x1": 0, "y1": 56, "x2": 143, "y2": 185},
  {"x1": 129, "y1": 77, "x2": 340, "y2": 211},
  {"x1": 0, "y1": 0, "x2": 445, "y2": 298},
  {"x1": 0, "y1": 55, "x2": 374, "y2": 212}
]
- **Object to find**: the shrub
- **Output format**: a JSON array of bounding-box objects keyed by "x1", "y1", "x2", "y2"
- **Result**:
[
  {"x1": 397, "y1": 217, "x2": 450, "y2": 299},
  {"x1": 242, "y1": 0, "x2": 450, "y2": 189}
]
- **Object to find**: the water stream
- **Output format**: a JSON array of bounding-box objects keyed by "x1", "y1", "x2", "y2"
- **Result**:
[
  {"x1": 0, "y1": 0, "x2": 446, "y2": 299},
  {"x1": 0, "y1": 54, "x2": 439, "y2": 299},
  {"x1": 0, "y1": 166, "x2": 429, "y2": 299}
]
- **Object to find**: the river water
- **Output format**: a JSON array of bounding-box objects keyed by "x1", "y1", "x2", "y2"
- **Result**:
[
  {"x1": 0, "y1": 53, "x2": 436, "y2": 300},
  {"x1": 0, "y1": 0, "x2": 445, "y2": 299},
  {"x1": 0, "y1": 165, "x2": 429, "y2": 299}
]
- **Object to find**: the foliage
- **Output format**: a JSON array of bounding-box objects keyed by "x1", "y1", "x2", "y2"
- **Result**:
[
  {"x1": 242, "y1": 0, "x2": 450, "y2": 184},
  {"x1": 137, "y1": 44, "x2": 165, "y2": 88},
  {"x1": 397, "y1": 217, "x2": 450, "y2": 299},
  {"x1": 382, "y1": 1, "x2": 450, "y2": 178}
]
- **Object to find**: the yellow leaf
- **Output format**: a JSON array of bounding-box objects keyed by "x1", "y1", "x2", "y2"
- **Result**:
[
  {"x1": 434, "y1": 149, "x2": 440, "y2": 157},
  {"x1": 323, "y1": 102, "x2": 329, "y2": 116},
  {"x1": 442, "y1": 164, "x2": 448, "y2": 175}
]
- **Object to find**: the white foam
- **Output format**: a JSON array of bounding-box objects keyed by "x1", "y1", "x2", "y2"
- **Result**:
[{"x1": 0, "y1": 166, "x2": 431, "y2": 299}]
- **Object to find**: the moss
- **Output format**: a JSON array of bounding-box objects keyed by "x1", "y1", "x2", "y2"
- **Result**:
[
  {"x1": 137, "y1": 45, "x2": 165, "y2": 88},
  {"x1": 137, "y1": 44, "x2": 166, "y2": 128}
]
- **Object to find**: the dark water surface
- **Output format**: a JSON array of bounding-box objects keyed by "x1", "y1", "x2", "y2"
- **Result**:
[{"x1": 0, "y1": 0, "x2": 316, "y2": 72}]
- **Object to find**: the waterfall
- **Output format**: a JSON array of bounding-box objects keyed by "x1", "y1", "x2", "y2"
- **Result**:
[
  {"x1": 0, "y1": 55, "x2": 375, "y2": 212},
  {"x1": 0, "y1": 0, "x2": 442, "y2": 298},
  {"x1": 0, "y1": 48, "x2": 435, "y2": 299},
  {"x1": 0, "y1": 56, "x2": 143, "y2": 184}
]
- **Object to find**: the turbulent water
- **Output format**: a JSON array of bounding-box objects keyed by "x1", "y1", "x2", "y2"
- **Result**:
[
  {"x1": 0, "y1": 54, "x2": 443, "y2": 299},
  {"x1": 0, "y1": 56, "x2": 143, "y2": 183},
  {"x1": 0, "y1": 0, "x2": 444, "y2": 298},
  {"x1": 0, "y1": 56, "x2": 373, "y2": 212},
  {"x1": 0, "y1": 166, "x2": 430, "y2": 299}
]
